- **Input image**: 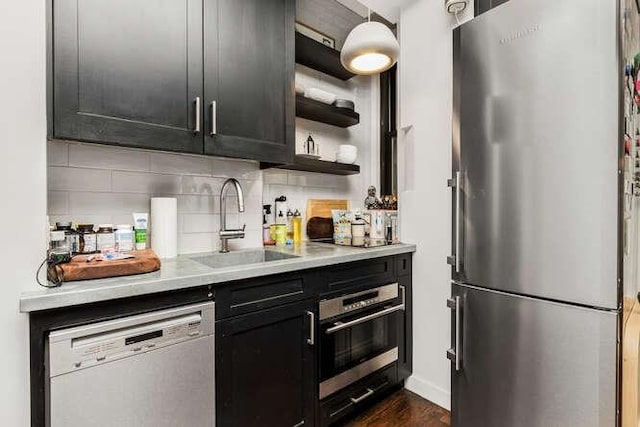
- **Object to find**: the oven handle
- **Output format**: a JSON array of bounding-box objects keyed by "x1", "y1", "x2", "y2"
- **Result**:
[{"x1": 325, "y1": 302, "x2": 405, "y2": 334}]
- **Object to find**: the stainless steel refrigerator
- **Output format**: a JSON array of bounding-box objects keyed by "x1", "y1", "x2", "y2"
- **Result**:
[{"x1": 449, "y1": 0, "x2": 628, "y2": 425}]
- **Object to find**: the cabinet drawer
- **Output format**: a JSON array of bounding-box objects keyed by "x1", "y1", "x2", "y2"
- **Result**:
[
  {"x1": 215, "y1": 273, "x2": 309, "y2": 319},
  {"x1": 319, "y1": 364, "x2": 398, "y2": 427},
  {"x1": 322, "y1": 256, "x2": 396, "y2": 294}
]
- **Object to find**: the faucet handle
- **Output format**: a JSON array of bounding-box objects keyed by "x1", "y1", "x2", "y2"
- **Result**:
[{"x1": 242, "y1": 224, "x2": 246, "y2": 232}]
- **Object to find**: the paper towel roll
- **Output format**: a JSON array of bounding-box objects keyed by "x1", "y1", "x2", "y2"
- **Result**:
[{"x1": 151, "y1": 197, "x2": 178, "y2": 259}]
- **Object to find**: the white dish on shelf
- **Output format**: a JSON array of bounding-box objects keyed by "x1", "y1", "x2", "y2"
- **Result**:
[{"x1": 305, "y1": 88, "x2": 337, "y2": 105}]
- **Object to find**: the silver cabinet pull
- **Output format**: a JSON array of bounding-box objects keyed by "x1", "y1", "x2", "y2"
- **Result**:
[
  {"x1": 210, "y1": 101, "x2": 217, "y2": 136},
  {"x1": 325, "y1": 303, "x2": 404, "y2": 334},
  {"x1": 446, "y1": 296, "x2": 461, "y2": 371},
  {"x1": 306, "y1": 311, "x2": 315, "y2": 346},
  {"x1": 399, "y1": 284, "x2": 406, "y2": 306},
  {"x1": 292, "y1": 421, "x2": 305, "y2": 427},
  {"x1": 193, "y1": 97, "x2": 201, "y2": 134},
  {"x1": 447, "y1": 171, "x2": 462, "y2": 273},
  {"x1": 349, "y1": 388, "x2": 374, "y2": 404}
]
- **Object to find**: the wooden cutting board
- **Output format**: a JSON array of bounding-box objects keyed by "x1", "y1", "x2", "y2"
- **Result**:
[
  {"x1": 50, "y1": 249, "x2": 161, "y2": 283},
  {"x1": 306, "y1": 199, "x2": 348, "y2": 219}
]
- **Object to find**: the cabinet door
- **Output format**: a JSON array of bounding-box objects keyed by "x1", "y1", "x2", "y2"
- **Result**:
[
  {"x1": 217, "y1": 299, "x2": 316, "y2": 427},
  {"x1": 53, "y1": 0, "x2": 204, "y2": 153},
  {"x1": 204, "y1": 0, "x2": 295, "y2": 163}
]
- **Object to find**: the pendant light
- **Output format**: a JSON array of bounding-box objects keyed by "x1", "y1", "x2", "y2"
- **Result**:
[{"x1": 341, "y1": 9, "x2": 399, "y2": 75}]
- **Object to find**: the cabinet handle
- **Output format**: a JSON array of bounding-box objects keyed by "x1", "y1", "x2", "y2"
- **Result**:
[
  {"x1": 446, "y1": 296, "x2": 462, "y2": 371},
  {"x1": 193, "y1": 97, "x2": 201, "y2": 134},
  {"x1": 210, "y1": 101, "x2": 217, "y2": 136},
  {"x1": 350, "y1": 388, "x2": 374, "y2": 404},
  {"x1": 306, "y1": 311, "x2": 315, "y2": 346}
]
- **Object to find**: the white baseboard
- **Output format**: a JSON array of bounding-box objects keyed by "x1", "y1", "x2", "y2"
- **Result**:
[{"x1": 404, "y1": 375, "x2": 451, "y2": 410}]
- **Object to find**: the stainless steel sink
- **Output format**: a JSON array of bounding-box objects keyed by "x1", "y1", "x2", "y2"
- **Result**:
[{"x1": 188, "y1": 249, "x2": 299, "y2": 269}]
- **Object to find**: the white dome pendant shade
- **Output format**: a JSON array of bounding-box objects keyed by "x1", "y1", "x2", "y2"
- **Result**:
[{"x1": 340, "y1": 21, "x2": 399, "y2": 75}]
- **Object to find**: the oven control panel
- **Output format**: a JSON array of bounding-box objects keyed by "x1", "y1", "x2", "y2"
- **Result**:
[
  {"x1": 344, "y1": 296, "x2": 380, "y2": 312},
  {"x1": 319, "y1": 283, "x2": 399, "y2": 320}
]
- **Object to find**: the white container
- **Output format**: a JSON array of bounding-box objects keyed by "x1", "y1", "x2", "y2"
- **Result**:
[
  {"x1": 115, "y1": 225, "x2": 135, "y2": 252},
  {"x1": 151, "y1": 197, "x2": 178, "y2": 259},
  {"x1": 305, "y1": 88, "x2": 337, "y2": 105}
]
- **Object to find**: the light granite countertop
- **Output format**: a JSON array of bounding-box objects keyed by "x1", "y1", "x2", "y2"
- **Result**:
[{"x1": 20, "y1": 242, "x2": 416, "y2": 313}]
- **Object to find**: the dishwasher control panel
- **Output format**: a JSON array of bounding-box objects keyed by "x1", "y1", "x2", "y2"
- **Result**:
[{"x1": 48, "y1": 302, "x2": 214, "y2": 377}]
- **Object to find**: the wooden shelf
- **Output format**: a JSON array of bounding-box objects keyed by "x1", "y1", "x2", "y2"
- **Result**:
[
  {"x1": 261, "y1": 156, "x2": 360, "y2": 176},
  {"x1": 296, "y1": 95, "x2": 359, "y2": 128},
  {"x1": 295, "y1": 33, "x2": 355, "y2": 81}
]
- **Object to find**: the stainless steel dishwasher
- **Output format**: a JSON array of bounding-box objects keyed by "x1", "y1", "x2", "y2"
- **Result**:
[{"x1": 47, "y1": 302, "x2": 215, "y2": 427}]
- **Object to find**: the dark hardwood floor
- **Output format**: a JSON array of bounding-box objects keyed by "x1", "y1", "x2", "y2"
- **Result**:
[{"x1": 343, "y1": 389, "x2": 451, "y2": 427}]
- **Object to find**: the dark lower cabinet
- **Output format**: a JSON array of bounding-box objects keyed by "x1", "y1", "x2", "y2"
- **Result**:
[
  {"x1": 52, "y1": 0, "x2": 204, "y2": 153},
  {"x1": 216, "y1": 299, "x2": 316, "y2": 427},
  {"x1": 204, "y1": 0, "x2": 295, "y2": 163}
]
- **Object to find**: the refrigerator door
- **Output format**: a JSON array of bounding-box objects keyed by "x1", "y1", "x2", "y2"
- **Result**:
[
  {"x1": 453, "y1": 0, "x2": 619, "y2": 308},
  {"x1": 449, "y1": 283, "x2": 618, "y2": 427}
]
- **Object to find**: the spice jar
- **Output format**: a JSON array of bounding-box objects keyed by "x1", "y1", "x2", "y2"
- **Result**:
[
  {"x1": 115, "y1": 224, "x2": 135, "y2": 252},
  {"x1": 55, "y1": 222, "x2": 79, "y2": 254},
  {"x1": 77, "y1": 224, "x2": 97, "y2": 254},
  {"x1": 96, "y1": 224, "x2": 116, "y2": 252}
]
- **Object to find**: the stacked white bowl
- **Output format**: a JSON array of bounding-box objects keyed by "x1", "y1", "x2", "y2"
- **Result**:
[{"x1": 336, "y1": 144, "x2": 357, "y2": 164}]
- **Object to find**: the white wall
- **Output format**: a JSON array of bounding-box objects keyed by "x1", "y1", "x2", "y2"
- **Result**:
[
  {"x1": 0, "y1": 0, "x2": 47, "y2": 424},
  {"x1": 397, "y1": 0, "x2": 472, "y2": 410}
]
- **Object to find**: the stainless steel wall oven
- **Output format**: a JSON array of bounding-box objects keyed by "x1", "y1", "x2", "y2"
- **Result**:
[{"x1": 318, "y1": 282, "x2": 405, "y2": 400}]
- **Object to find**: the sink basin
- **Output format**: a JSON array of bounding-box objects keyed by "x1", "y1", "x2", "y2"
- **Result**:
[{"x1": 188, "y1": 249, "x2": 299, "y2": 269}]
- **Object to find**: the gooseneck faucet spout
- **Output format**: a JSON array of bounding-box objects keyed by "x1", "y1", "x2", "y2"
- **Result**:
[{"x1": 219, "y1": 178, "x2": 245, "y2": 253}]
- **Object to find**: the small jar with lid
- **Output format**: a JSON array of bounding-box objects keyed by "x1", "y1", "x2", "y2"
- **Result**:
[
  {"x1": 96, "y1": 224, "x2": 116, "y2": 252},
  {"x1": 77, "y1": 224, "x2": 98, "y2": 254},
  {"x1": 55, "y1": 222, "x2": 79, "y2": 254},
  {"x1": 115, "y1": 224, "x2": 135, "y2": 252}
]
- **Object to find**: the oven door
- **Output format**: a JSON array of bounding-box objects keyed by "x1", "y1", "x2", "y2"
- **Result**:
[{"x1": 319, "y1": 299, "x2": 404, "y2": 400}]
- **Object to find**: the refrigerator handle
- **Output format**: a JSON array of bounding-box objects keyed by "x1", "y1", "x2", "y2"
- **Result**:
[
  {"x1": 447, "y1": 171, "x2": 462, "y2": 273},
  {"x1": 446, "y1": 296, "x2": 462, "y2": 371}
]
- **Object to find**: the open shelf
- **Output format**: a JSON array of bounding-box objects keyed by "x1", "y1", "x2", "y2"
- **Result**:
[
  {"x1": 295, "y1": 33, "x2": 355, "y2": 81},
  {"x1": 261, "y1": 156, "x2": 360, "y2": 176},
  {"x1": 296, "y1": 95, "x2": 359, "y2": 128}
]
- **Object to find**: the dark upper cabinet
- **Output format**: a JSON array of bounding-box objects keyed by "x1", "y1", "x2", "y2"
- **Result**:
[
  {"x1": 475, "y1": 0, "x2": 509, "y2": 15},
  {"x1": 51, "y1": 0, "x2": 295, "y2": 162},
  {"x1": 216, "y1": 299, "x2": 316, "y2": 427},
  {"x1": 203, "y1": 0, "x2": 295, "y2": 164},
  {"x1": 52, "y1": 0, "x2": 204, "y2": 153}
]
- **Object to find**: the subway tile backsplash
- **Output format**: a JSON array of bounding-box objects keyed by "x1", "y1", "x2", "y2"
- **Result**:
[
  {"x1": 48, "y1": 141, "x2": 365, "y2": 254},
  {"x1": 47, "y1": 141, "x2": 264, "y2": 254}
]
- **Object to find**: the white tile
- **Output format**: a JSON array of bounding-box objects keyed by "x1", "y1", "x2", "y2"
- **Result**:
[
  {"x1": 211, "y1": 157, "x2": 260, "y2": 179},
  {"x1": 178, "y1": 232, "x2": 217, "y2": 254},
  {"x1": 48, "y1": 141, "x2": 68, "y2": 166},
  {"x1": 182, "y1": 214, "x2": 220, "y2": 233},
  {"x1": 49, "y1": 215, "x2": 114, "y2": 228},
  {"x1": 48, "y1": 191, "x2": 68, "y2": 215},
  {"x1": 149, "y1": 152, "x2": 212, "y2": 176},
  {"x1": 180, "y1": 176, "x2": 225, "y2": 196},
  {"x1": 263, "y1": 171, "x2": 288, "y2": 185},
  {"x1": 112, "y1": 171, "x2": 182, "y2": 194},
  {"x1": 48, "y1": 167, "x2": 111, "y2": 192},
  {"x1": 69, "y1": 192, "x2": 150, "y2": 214},
  {"x1": 227, "y1": 231, "x2": 263, "y2": 250},
  {"x1": 177, "y1": 195, "x2": 217, "y2": 214},
  {"x1": 68, "y1": 143, "x2": 150, "y2": 171}
]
